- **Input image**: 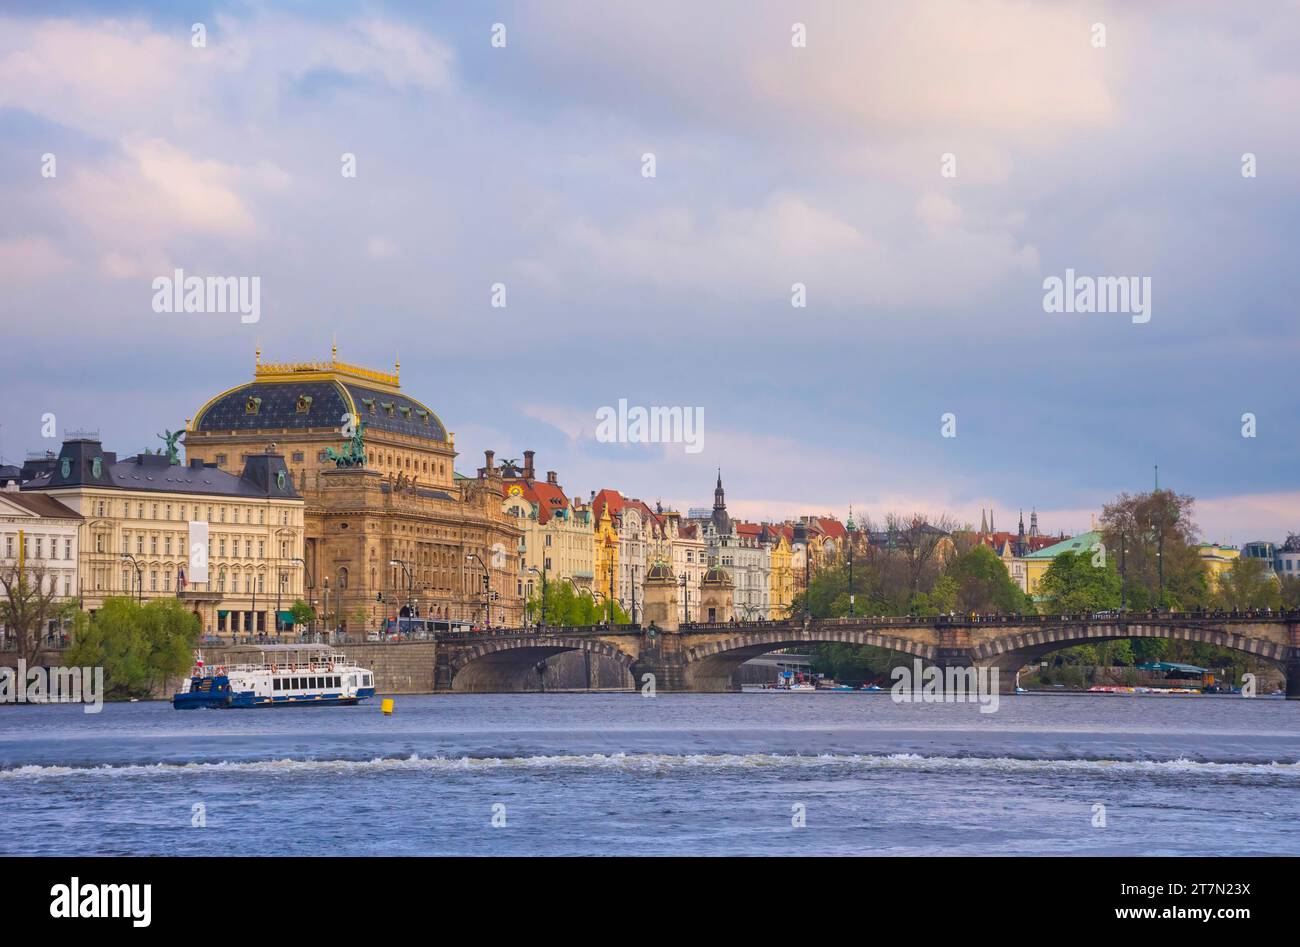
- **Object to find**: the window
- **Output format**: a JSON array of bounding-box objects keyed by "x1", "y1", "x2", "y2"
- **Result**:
[
  {"x1": 150, "y1": 571, "x2": 158, "y2": 591},
  {"x1": 35, "y1": 538, "x2": 43, "y2": 559},
  {"x1": 274, "y1": 678, "x2": 282, "y2": 691},
  {"x1": 136, "y1": 535, "x2": 144, "y2": 554}
]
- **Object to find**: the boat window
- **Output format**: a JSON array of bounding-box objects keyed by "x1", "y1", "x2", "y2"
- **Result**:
[
  {"x1": 310, "y1": 676, "x2": 318, "y2": 688},
  {"x1": 273, "y1": 678, "x2": 280, "y2": 691}
]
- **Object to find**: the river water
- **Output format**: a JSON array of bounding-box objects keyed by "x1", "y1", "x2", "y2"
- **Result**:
[{"x1": 2, "y1": 692, "x2": 1297, "y2": 856}]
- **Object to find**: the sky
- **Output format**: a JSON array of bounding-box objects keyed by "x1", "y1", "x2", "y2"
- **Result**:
[{"x1": 1, "y1": 0, "x2": 1297, "y2": 544}]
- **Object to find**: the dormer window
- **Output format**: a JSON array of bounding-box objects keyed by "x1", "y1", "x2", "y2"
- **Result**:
[
  {"x1": 361, "y1": 398, "x2": 376, "y2": 414},
  {"x1": 245, "y1": 396, "x2": 262, "y2": 415},
  {"x1": 296, "y1": 395, "x2": 313, "y2": 414},
  {"x1": 380, "y1": 402, "x2": 395, "y2": 416},
  {"x1": 398, "y1": 405, "x2": 411, "y2": 419}
]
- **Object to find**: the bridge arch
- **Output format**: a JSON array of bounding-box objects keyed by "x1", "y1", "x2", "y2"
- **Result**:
[
  {"x1": 682, "y1": 628, "x2": 935, "y2": 691},
  {"x1": 448, "y1": 635, "x2": 636, "y2": 692},
  {"x1": 971, "y1": 622, "x2": 1293, "y2": 676}
]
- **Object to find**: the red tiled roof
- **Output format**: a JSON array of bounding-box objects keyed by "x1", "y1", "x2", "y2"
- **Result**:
[
  {"x1": 519, "y1": 479, "x2": 569, "y2": 525},
  {"x1": 818, "y1": 518, "x2": 847, "y2": 540}
]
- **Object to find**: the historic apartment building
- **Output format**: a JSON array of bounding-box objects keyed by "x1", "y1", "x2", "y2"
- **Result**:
[
  {"x1": 22, "y1": 436, "x2": 304, "y2": 636},
  {"x1": 0, "y1": 484, "x2": 82, "y2": 605},
  {"x1": 183, "y1": 351, "x2": 523, "y2": 629},
  {"x1": 499, "y1": 451, "x2": 595, "y2": 604}
]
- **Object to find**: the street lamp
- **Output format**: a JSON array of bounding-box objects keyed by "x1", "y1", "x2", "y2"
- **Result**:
[
  {"x1": 390, "y1": 558, "x2": 414, "y2": 619},
  {"x1": 680, "y1": 572, "x2": 690, "y2": 625},
  {"x1": 527, "y1": 565, "x2": 548, "y2": 628},
  {"x1": 603, "y1": 535, "x2": 615, "y2": 625},
  {"x1": 792, "y1": 522, "x2": 810, "y2": 619},
  {"x1": 465, "y1": 553, "x2": 490, "y2": 627},
  {"x1": 120, "y1": 553, "x2": 143, "y2": 604},
  {"x1": 846, "y1": 506, "x2": 857, "y2": 617}
]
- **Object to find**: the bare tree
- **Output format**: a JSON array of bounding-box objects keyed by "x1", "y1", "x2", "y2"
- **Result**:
[
  {"x1": 0, "y1": 561, "x2": 71, "y2": 665},
  {"x1": 885, "y1": 512, "x2": 961, "y2": 594}
]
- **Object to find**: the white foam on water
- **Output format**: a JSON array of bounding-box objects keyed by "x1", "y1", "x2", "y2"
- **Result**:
[{"x1": 3, "y1": 752, "x2": 1299, "y2": 780}]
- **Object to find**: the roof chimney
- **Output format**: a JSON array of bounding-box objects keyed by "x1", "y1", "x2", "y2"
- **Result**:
[
  {"x1": 547, "y1": 471, "x2": 557, "y2": 485},
  {"x1": 523, "y1": 450, "x2": 535, "y2": 479},
  {"x1": 484, "y1": 449, "x2": 495, "y2": 471}
]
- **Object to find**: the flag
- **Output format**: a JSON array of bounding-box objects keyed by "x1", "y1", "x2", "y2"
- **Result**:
[{"x1": 178, "y1": 567, "x2": 187, "y2": 590}]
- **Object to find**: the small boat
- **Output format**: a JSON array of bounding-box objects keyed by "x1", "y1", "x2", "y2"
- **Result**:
[
  {"x1": 860, "y1": 684, "x2": 883, "y2": 692},
  {"x1": 172, "y1": 646, "x2": 375, "y2": 709}
]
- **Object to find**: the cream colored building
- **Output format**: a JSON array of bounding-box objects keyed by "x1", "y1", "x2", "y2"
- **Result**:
[
  {"x1": 0, "y1": 485, "x2": 82, "y2": 608},
  {"x1": 23, "y1": 437, "x2": 304, "y2": 637},
  {"x1": 499, "y1": 452, "x2": 595, "y2": 604}
]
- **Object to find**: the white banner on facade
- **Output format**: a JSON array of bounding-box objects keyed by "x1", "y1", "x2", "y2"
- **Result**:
[{"x1": 188, "y1": 520, "x2": 209, "y2": 584}]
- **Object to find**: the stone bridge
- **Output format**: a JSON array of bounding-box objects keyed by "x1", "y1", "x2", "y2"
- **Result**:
[{"x1": 433, "y1": 613, "x2": 1300, "y2": 696}]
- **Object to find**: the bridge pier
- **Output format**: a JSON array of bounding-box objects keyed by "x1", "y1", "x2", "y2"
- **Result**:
[{"x1": 1288, "y1": 658, "x2": 1300, "y2": 700}]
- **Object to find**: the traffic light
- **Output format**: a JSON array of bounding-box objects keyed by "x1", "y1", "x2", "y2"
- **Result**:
[{"x1": 482, "y1": 575, "x2": 489, "y2": 591}]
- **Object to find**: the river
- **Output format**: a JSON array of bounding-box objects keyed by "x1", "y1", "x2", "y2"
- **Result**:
[{"x1": 1, "y1": 692, "x2": 1297, "y2": 856}]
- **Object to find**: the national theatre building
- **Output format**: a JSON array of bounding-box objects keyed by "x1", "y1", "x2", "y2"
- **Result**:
[{"x1": 184, "y1": 350, "x2": 524, "y2": 632}]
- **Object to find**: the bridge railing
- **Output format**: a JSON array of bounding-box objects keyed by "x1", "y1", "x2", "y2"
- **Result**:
[{"x1": 414, "y1": 608, "x2": 1300, "y2": 642}]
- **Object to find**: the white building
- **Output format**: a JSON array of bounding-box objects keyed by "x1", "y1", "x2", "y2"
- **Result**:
[{"x1": 0, "y1": 484, "x2": 82, "y2": 644}]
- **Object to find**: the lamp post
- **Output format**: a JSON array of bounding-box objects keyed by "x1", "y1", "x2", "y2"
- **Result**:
[
  {"x1": 390, "y1": 558, "x2": 414, "y2": 619},
  {"x1": 680, "y1": 572, "x2": 690, "y2": 625},
  {"x1": 792, "y1": 522, "x2": 810, "y2": 619},
  {"x1": 630, "y1": 563, "x2": 637, "y2": 626},
  {"x1": 603, "y1": 535, "x2": 615, "y2": 625},
  {"x1": 120, "y1": 553, "x2": 143, "y2": 605},
  {"x1": 846, "y1": 507, "x2": 856, "y2": 617},
  {"x1": 528, "y1": 565, "x2": 548, "y2": 628},
  {"x1": 465, "y1": 552, "x2": 490, "y2": 627}
]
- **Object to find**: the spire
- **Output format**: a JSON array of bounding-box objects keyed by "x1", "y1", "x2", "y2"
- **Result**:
[
  {"x1": 989, "y1": 509, "x2": 995, "y2": 533},
  {"x1": 711, "y1": 470, "x2": 731, "y2": 536},
  {"x1": 979, "y1": 508, "x2": 988, "y2": 534},
  {"x1": 1018, "y1": 510, "x2": 1025, "y2": 536},
  {"x1": 847, "y1": 504, "x2": 856, "y2": 531},
  {"x1": 1030, "y1": 509, "x2": 1039, "y2": 538}
]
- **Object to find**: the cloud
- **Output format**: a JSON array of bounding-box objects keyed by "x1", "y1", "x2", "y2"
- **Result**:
[{"x1": 0, "y1": 235, "x2": 74, "y2": 284}]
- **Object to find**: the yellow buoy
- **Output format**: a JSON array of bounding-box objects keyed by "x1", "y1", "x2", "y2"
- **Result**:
[{"x1": 381, "y1": 698, "x2": 394, "y2": 715}]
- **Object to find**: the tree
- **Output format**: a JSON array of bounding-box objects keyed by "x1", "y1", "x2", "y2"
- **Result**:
[
  {"x1": 67, "y1": 597, "x2": 199, "y2": 700},
  {"x1": 882, "y1": 512, "x2": 960, "y2": 595},
  {"x1": 289, "y1": 599, "x2": 316, "y2": 628},
  {"x1": 1037, "y1": 550, "x2": 1122, "y2": 614},
  {"x1": 946, "y1": 545, "x2": 1032, "y2": 614},
  {"x1": 524, "y1": 582, "x2": 629, "y2": 626},
  {"x1": 0, "y1": 561, "x2": 75, "y2": 664},
  {"x1": 1100, "y1": 489, "x2": 1205, "y2": 610},
  {"x1": 1213, "y1": 557, "x2": 1280, "y2": 611}
]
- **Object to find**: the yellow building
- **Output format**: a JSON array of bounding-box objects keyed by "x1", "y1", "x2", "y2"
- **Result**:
[
  {"x1": 593, "y1": 505, "x2": 619, "y2": 613},
  {"x1": 768, "y1": 530, "x2": 794, "y2": 619},
  {"x1": 1198, "y1": 543, "x2": 1240, "y2": 592},
  {"x1": 24, "y1": 436, "x2": 304, "y2": 637}
]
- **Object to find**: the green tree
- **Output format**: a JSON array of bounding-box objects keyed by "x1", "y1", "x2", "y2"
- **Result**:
[
  {"x1": 1213, "y1": 557, "x2": 1280, "y2": 610},
  {"x1": 946, "y1": 545, "x2": 1031, "y2": 614},
  {"x1": 67, "y1": 597, "x2": 199, "y2": 700},
  {"x1": 1037, "y1": 550, "x2": 1122, "y2": 614},
  {"x1": 525, "y1": 582, "x2": 629, "y2": 626},
  {"x1": 1100, "y1": 488, "x2": 1207, "y2": 610},
  {"x1": 289, "y1": 599, "x2": 316, "y2": 628}
]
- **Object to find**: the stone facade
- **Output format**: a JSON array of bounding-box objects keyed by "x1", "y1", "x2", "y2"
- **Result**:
[{"x1": 184, "y1": 353, "x2": 524, "y2": 632}]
